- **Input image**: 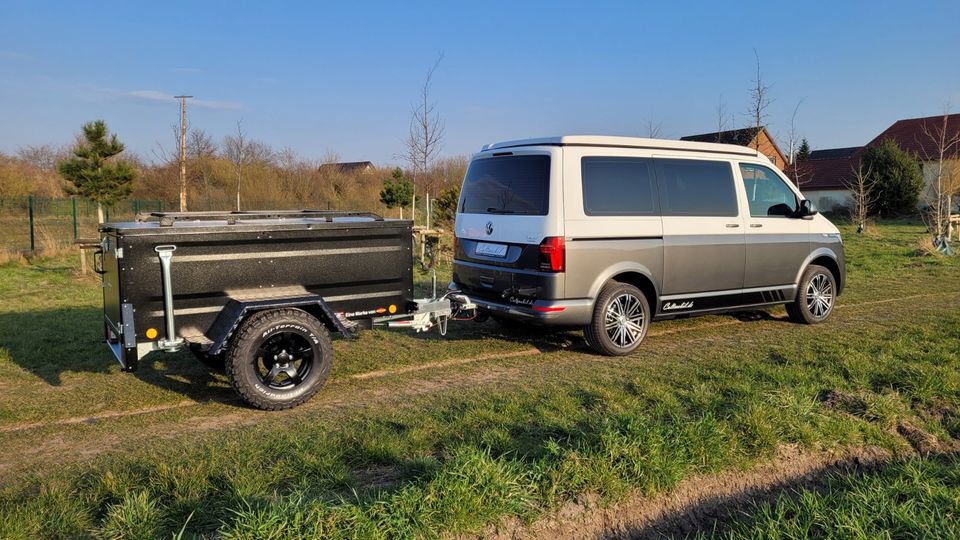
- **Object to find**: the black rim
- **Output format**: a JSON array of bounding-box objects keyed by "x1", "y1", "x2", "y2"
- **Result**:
[{"x1": 254, "y1": 331, "x2": 314, "y2": 390}]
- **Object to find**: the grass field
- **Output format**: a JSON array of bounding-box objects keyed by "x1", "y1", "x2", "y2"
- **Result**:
[{"x1": 0, "y1": 221, "x2": 958, "y2": 538}]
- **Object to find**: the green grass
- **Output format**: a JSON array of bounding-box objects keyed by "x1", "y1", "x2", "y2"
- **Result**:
[
  {"x1": 706, "y1": 454, "x2": 960, "y2": 539},
  {"x1": 0, "y1": 220, "x2": 958, "y2": 538}
]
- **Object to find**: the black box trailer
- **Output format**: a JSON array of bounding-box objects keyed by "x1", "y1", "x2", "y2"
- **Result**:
[{"x1": 97, "y1": 210, "x2": 473, "y2": 410}]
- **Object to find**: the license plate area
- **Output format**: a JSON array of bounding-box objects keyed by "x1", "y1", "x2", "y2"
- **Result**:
[{"x1": 475, "y1": 242, "x2": 508, "y2": 258}]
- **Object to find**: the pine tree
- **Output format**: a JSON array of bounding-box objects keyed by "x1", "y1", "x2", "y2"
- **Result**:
[
  {"x1": 58, "y1": 120, "x2": 136, "y2": 223},
  {"x1": 379, "y1": 167, "x2": 414, "y2": 219},
  {"x1": 796, "y1": 138, "x2": 811, "y2": 161}
]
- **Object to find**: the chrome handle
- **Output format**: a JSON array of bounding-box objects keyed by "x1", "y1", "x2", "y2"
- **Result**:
[
  {"x1": 750, "y1": 223, "x2": 763, "y2": 228},
  {"x1": 725, "y1": 223, "x2": 740, "y2": 228}
]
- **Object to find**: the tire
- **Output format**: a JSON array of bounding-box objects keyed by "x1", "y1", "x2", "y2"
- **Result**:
[
  {"x1": 787, "y1": 265, "x2": 837, "y2": 324},
  {"x1": 190, "y1": 348, "x2": 225, "y2": 371},
  {"x1": 584, "y1": 282, "x2": 650, "y2": 356},
  {"x1": 225, "y1": 308, "x2": 333, "y2": 410}
]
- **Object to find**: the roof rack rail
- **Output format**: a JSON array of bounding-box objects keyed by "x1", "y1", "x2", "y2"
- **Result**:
[{"x1": 136, "y1": 210, "x2": 384, "y2": 227}]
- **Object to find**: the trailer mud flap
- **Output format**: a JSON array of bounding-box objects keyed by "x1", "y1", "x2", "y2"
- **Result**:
[
  {"x1": 205, "y1": 294, "x2": 354, "y2": 356},
  {"x1": 105, "y1": 302, "x2": 139, "y2": 371}
]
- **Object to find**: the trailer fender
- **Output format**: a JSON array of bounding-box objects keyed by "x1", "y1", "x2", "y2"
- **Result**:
[{"x1": 205, "y1": 295, "x2": 354, "y2": 356}]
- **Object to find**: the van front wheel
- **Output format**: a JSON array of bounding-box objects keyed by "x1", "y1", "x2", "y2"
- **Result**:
[
  {"x1": 786, "y1": 265, "x2": 836, "y2": 324},
  {"x1": 584, "y1": 282, "x2": 650, "y2": 356}
]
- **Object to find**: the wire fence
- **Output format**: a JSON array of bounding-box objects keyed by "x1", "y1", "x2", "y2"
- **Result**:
[
  {"x1": 1, "y1": 195, "x2": 444, "y2": 253},
  {"x1": 0, "y1": 197, "x2": 164, "y2": 252}
]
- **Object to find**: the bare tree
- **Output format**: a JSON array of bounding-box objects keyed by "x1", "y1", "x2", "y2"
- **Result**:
[
  {"x1": 846, "y1": 163, "x2": 876, "y2": 234},
  {"x1": 223, "y1": 121, "x2": 248, "y2": 211},
  {"x1": 187, "y1": 129, "x2": 216, "y2": 160},
  {"x1": 188, "y1": 129, "x2": 217, "y2": 208},
  {"x1": 746, "y1": 49, "x2": 774, "y2": 150},
  {"x1": 784, "y1": 101, "x2": 804, "y2": 165},
  {"x1": 644, "y1": 118, "x2": 663, "y2": 139},
  {"x1": 715, "y1": 95, "x2": 732, "y2": 141},
  {"x1": 918, "y1": 106, "x2": 960, "y2": 244},
  {"x1": 405, "y1": 54, "x2": 446, "y2": 198},
  {"x1": 17, "y1": 144, "x2": 64, "y2": 171}
]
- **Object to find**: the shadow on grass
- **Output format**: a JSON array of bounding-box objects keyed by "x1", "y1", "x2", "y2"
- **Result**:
[
  {"x1": 608, "y1": 451, "x2": 890, "y2": 539},
  {"x1": 621, "y1": 451, "x2": 960, "y2": 540},
  {"x1": 0, "y1": 306, "x2": 237, "y2": 405}
]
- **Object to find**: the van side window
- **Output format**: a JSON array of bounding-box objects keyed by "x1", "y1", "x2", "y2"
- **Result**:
[
  {"x1": 739, "y1": 164, "x2": 799, "y2": 217},
  {"x1": 655, "y1": 159, "x2": 738, "y2": 217},
  {"x1": 581, "y1": 157, "x2": 658, "y2": 215}
]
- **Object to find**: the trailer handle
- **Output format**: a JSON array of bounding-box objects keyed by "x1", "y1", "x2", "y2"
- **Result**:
[{"x1": 154, "y1": 245, "x2": 184, "y2": 352}]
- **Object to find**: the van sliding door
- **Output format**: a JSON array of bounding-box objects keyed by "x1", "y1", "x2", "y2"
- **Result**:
[{"x1": 655, "y1": 158, "x2": 745, "y2": 299}]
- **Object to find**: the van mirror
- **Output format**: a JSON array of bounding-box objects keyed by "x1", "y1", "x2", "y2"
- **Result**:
[{"x1": 797, "y1": 199, "x2": 818, "y2": 218}]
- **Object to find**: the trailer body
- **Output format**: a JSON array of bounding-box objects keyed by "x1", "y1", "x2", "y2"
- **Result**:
[{"x1": 99, "y1": 212, "x2": 414, "y2": 370}]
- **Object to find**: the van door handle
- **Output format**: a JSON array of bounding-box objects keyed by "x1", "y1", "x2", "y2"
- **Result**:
[
  {"x1": 725, "y1": 223, "x2": 740, "y2": 228},
  {"x1": 750, "y1": 223, "x2": 763, "y2": 228}
]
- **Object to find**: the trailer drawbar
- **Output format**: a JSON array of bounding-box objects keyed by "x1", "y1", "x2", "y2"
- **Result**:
[{"x1": 97, "y1": 210, "x2": 477, "y2": 410}]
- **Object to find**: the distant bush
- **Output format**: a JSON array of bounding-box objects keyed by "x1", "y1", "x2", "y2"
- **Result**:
[{"x1": 862, "y1": 139, "x2": 923, "y2": 217}]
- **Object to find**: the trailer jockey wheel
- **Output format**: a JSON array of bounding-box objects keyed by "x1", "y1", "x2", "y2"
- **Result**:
[{"x1": 225, "y1": 308, "x2": 333, "y2": 410}]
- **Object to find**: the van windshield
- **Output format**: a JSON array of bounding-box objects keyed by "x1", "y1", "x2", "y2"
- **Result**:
[{"x1": 459, "y1": 155, "x2": 550, "y2": 215}]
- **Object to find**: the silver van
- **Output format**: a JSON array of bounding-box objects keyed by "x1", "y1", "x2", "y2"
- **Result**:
[{"x1": 451, "y1": 136, "x2": 845, "y2": 355}]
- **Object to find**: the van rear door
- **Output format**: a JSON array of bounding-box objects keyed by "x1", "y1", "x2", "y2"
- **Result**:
[{"x1": 453, "y1": 148, "x2": 564, "y2": 301}]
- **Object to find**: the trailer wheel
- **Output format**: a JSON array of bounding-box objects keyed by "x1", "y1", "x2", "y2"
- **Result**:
[{"x1": 225, "y1": 308, "x2": 333, "y2": 410}]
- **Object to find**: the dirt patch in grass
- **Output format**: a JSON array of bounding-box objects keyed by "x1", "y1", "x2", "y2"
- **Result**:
[
  {"x1": 819, "y1": 389, "x2": 868, "y2": 417},
  {"x1": 350, "y1": 347, "x2": 541, "y2": 380},
  {"x1": 479, "y1": 445, "x2": 893, "y2": 540},
  {"x1": 895, "y1": 421, "x2": 952, "y2": 455}
]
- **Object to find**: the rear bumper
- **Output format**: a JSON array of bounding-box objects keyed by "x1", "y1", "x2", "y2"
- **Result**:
[{"x1": 449, "y1": 283, "x2": 593, "y2": 326}]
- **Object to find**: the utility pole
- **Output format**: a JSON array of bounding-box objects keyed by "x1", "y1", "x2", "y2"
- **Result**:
[{"x1": 175, "y1": 95, "x2": 192, "y2": 212}]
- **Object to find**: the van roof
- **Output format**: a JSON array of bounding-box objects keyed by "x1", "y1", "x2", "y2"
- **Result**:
[{"x1": 481, "y1": 135, "x2": 763, "y2": 158}]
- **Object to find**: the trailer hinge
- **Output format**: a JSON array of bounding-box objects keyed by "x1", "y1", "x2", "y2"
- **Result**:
[{"x1": 115, "y1": 247, "x2": 124, "y2": 259}]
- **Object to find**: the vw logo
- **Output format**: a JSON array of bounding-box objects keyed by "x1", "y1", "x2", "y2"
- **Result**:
[{"x1": 485, "y1": 221, "x2": 494, "y2": 235}]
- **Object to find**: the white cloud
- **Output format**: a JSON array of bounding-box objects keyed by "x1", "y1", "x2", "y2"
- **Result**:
[
  {"x1": 0, "y1": 50, "x2": 35, "y2": 61},
  {"x1": 96, "y1": 86, "x2": 243, "y2": 110}
]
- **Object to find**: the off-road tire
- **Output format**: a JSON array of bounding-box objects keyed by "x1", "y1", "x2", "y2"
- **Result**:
[
  {"x1": 787, "y1": 264, "x2": 836, "y2": 324},
  {"x1": 225, "y1": 308, "x2": 333, "y2": 410},
  {"x1": 584, "y1": 282, "x2": 650, "y2": 356}
]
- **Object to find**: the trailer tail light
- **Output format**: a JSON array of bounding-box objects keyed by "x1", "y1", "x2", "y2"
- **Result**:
[{"x1": 538, "y1": 236, "x2": 565, "y2": 272}]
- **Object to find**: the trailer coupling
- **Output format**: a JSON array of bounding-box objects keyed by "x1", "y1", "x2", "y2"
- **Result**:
[{"x1": 382, "y1": 292, "x2": 477, "y2": 335}]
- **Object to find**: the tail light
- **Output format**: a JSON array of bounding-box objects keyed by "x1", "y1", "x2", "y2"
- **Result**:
[
  {"x1": 538, "y1": 236, "x2": 565, "y2": 272},
  {"x1": 452, "y1": 235, "x2": 459, "y2": 257}
]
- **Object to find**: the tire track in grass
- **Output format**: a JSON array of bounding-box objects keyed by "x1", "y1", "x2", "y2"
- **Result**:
[
  {"x1": 1, "y1": 290, "x2": 958, "y2": 481},
  {"x1": 2, "y1": 291, "x2": 959, "y2": 436},
  {"x1": 481, "y1": 445, "x2": 896, "y2": 540},
  {"x1": 0, "y1": 400, "x2": 199, "y2": 433}
]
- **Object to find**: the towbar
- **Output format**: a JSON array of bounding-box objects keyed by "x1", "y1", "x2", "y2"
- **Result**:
[{"x1": 154, "y1": 245, "x2": 184, "y2": 352}]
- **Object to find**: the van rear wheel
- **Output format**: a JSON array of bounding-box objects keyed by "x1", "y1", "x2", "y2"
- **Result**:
[
  {"x1": 225, "y1": 308, "x2": 333, "y2": 410},
  {"x1": 584, "y1": 282, "x2": 650, "y2": 356}
]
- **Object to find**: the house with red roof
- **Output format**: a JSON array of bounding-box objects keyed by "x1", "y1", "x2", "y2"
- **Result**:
[{"x1": 793, "y1": 113, "x2": 960, "y2": 212}]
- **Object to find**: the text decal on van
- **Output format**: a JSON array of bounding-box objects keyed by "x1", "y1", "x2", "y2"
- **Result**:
[{"x1": 662, "y1": 301, "x2": 694, "y2": 311}]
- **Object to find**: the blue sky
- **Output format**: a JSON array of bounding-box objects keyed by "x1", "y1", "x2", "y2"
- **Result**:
[{"x1": 1, "y1": 1, "x2": 958, "y2": 165}]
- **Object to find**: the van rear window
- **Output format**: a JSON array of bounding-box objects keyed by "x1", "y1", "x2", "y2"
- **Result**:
[{"x1": 459, "y1": 155, "x2": 550, "y2": 215}]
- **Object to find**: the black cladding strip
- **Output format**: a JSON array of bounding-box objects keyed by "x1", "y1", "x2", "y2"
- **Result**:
[
  {"x1": 486, "y1": 142, "x2": 758, "y2": 158},
  {"x1": 568, "y1": 236, "x2": 663, "y2": 241}
]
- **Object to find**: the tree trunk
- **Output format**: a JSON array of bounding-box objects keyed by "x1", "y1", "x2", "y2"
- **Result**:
[{"x1": 97, "y1": 202, "x2": 104, "y2": 224}]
